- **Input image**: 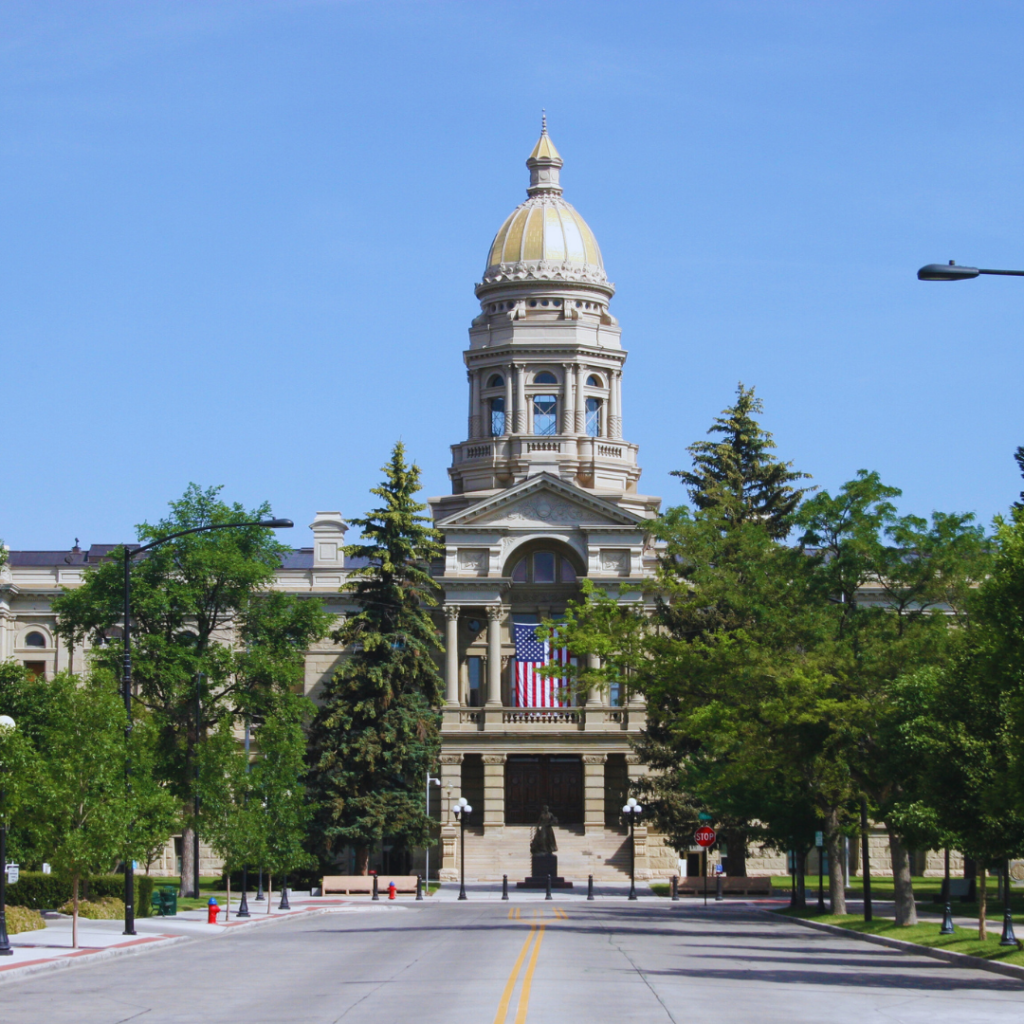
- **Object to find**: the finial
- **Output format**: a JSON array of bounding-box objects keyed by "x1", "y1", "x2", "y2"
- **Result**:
[{"x1": 541, "y1": 109, "x2": 547, "y2": 134}]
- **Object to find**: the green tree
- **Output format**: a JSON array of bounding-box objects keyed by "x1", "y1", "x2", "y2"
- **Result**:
[
  {"x1": 53, "y1": 484, "x2": 332, "y2": 896},
  {"x1": 306, "y1": 443, "x2": 443, "y2": 874},
  {"x1": 25, "y1": 674, "x2": 130, "y2": 947},
  {"x1": 671, "y1": 383, "x2": 813, "y2": 538}
]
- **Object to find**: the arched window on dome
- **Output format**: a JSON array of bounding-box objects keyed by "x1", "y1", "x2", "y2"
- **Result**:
[
  {"x1": 533, "y1": 395, "x2": 558, "y2": 436},
  {"x1": 490, "y1": 396, "x2": 506, "y2": 437},
  {"x1": 534, "y1": 371, "x2": 557, "y2": 385},
  {"x1": 24, "y1": 631, "x2": 47, "y2": 648},
  {"x1": 487, "y1": 374, "x2": 505, "y2": 388},
  {"x1": 586, "y1": 374, "x2": 603, "y2": 387},
  {"x1": 585, "y1": 397, "x2": 601, "y2": 437},
  {"x1": 509, "y1": 552, "x2": 578, "y2": 584}
]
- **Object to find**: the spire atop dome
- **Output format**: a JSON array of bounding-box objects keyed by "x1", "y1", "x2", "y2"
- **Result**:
[{"x1": 526, "y1": 115, "x2": 563, "y2": 196}]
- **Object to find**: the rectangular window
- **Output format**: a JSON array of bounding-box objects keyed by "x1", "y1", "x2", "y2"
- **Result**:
[
  {"x1": 532, "y1": 394, "x2": 558, "y2": 436},
  {"x1": 23, "y1": 660, "x2": 46, "y2": 681},
  {"x1": 490, "y1": 397, "x2": 505, "y2": 437},
  {"x1": 608, "y1": 682, "x2": 622, "y2": 707},
  {"x1": 585, "y1": 397, "x2": 601, "y2": 437},
  {"x1": 467, "y1": 656, "x2": 483, "y2": 707},
  {"x1": 533, "y1": 551, "x2": 556, "y2": 583}
]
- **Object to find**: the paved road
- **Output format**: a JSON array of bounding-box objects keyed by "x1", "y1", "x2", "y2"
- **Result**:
[{"x1": 2, "y1": 901, "x2": 1022, "y2": 1023}]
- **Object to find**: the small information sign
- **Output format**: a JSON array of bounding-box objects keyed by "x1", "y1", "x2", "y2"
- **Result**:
[
  {"x1": 815, "y1": 831, "x2": 824, "y2": 847},
  {"x1": 6, "y1": 863, "x2": 19, "y2": 884}
]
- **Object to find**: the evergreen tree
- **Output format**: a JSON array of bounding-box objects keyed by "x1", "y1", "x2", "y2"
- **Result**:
[
  {"x1": 306, "y1": 443, "x2": 443, "y2": 874},
  {"x1": 672, "y1": 383, "x2": 812, "y2": 538}
]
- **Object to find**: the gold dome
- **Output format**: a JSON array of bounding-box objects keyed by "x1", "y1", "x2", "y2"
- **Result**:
[{"x1": 482, "y1": 124, "x2": 606, "y2": 286}]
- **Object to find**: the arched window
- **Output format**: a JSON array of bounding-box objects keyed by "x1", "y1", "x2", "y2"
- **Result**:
[
  {"x1": 490, "y1": 396, "x2": 506, "y2": 436},
  {"x1": 586, "y1": 374, "x2": 602, "y2": 387},
  {"x1": 585, "y1": 397, "x2": 601, "y2": 437},
  {"x1": 509, "y1": 552, "x2": 578, "y2": 584},
  {"x1": 532, "y1": 394, "x2": 558, "y2": 436},
  {"x1": 488, "y1": 374, "x2": 505, "y2": 388},
  {"x1": 534, "y1": 371, "x2": 557, "y2": 385},
  {"x1": 24, "y1": 631, "x2": 46, "y2": 648}
]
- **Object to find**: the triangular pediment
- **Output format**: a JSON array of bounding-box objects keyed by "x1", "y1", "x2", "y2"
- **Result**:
[{"x1": 437, "y1": 474, "x2": 644, "y2": 528}]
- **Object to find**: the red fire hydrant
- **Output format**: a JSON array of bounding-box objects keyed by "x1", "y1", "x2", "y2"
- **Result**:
[
  {"x1": 388, "y1": 881, "x2": 397, "y2": 901},
  {"x1": 207, "y1": 898, "x2": 221, "y2": 924}
]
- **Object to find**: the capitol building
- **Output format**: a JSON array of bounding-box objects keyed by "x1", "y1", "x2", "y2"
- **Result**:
[{"x1": 1, "y1": 125, "x2": 770, "y2": 883}]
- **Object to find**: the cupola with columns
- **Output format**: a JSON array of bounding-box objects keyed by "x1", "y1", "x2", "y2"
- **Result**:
[{"x1": 438, "y1": 118, "x2": 655, "y2": 520}]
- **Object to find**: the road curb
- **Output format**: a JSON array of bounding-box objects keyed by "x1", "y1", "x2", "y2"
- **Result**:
[
  {"x1": 765, "y1": 910, "x2": 1024, "y2": 983},
  {"x1": 0, "y1": 934, "x2": 190, "y2": 986}
]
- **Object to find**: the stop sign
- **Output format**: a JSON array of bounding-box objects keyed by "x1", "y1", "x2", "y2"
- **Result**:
[{"x1": 694, "y1": 826, "x2": 716, "y2": 848}]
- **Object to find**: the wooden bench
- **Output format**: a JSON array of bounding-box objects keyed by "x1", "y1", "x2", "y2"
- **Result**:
[
  {"x1": 321, "y1": 875, "x2": 419, "y2": 896},
  {"x1": 674, "y1": 876, "x2": 774, "y2": 896}
]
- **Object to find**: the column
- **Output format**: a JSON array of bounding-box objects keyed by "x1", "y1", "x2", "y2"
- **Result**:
[
  {"x1": 583, "y1": 754, "x2": 607, "y2": 834},
  {"x1": 469, "y1": 369, "x2": 482, "y2": 439},
  {"x1": 485, "y1": 606, "x2": 504, "y2": 706},
  {"x1": 444, "y1": 605, "x2": 460, "y2": 705},
  {"x1": 561, "y1": 363, "x2": 575, "y2": 434},
  {"x1": 439, "y1": 753, "x2": 464, "y2": 881},
  {"x1": 466, "y1": 370, "x2": 474, "y2": 439},
  {"x1": 504, "y1": 366, "x2": 514, "y2": 436},
  {"x1": 514, "y1": 364, "x2": 526, "y2": 434},
  {"x1": 609, "y1": 370, "x2": 622, "y2": 439},
  {"x1": 482, "y1": 754, "x2": 506, "y2": 830},
  {"x1": 575, "y1": 364, "x2": 587, "y2": 433}
]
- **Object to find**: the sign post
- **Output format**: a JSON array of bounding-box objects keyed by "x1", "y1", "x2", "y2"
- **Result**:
[{"x1": 695, "y1": 826, "x2": 716, "y2": 906}]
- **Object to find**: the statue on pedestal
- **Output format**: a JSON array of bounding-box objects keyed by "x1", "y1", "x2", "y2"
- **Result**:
[{"x1": 530, "y1": 805, "x2": 558, "y2": 856}]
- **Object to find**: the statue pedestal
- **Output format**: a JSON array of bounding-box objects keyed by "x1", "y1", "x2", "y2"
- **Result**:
[{"x1": 517, "y1": 853, "x2": 573, "y2": 889}]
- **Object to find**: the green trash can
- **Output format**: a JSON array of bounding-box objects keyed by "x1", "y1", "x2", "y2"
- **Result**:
[{"x1": 153, "y1": 887, "x2": 178, "y2": 916}]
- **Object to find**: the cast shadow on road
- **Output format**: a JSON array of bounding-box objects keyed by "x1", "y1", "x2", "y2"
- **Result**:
[{"x1": 637, "y1": 965, "x2": 1024, "y2": 993}]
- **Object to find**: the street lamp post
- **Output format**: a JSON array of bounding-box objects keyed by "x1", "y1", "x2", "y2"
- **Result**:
[
  {"x1": 940, "y1": 848, "x2": 955, "y2": 935},
  {"x1": 1000, "y1": 859, "x2": 1018, "y2": 947},
  {"x1": 453, "y1": 797, "x2": 472, "y2": 901},
  {"x1": 622, "y1": 798, "x2": 643, "y2": 901},
  {"x1": 119, "y1": 517, "x2": 293, "y2": 935},
  {"x1": 917, "y1": 261, "x2": 1024, "y2": 281},
  {"x1": 0, "y1": 715, "x2": 15, "y2": 957},
  {"x1": 424, "y1": 770, "x2": 440, "y2": 887}
]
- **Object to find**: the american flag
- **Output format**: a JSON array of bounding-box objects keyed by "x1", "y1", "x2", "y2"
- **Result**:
[{"x1": 513, "y1": 622, "x2": 576, "y2": 708}]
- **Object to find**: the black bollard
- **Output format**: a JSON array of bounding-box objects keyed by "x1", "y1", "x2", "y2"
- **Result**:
[
  {"x1": 671, "y1": 875, "x2": 678, "y2": 901},
  {"x1": 545, "y1": 873, "x2": 553, "y2": 901},
  {"x1": 372, "y1": 874, "x2": 379, "y2": 901},
  {"x1": 502, "y1": 875, "x2": 509, "y2": 901},
  {"x1": 1001, "y1": 862, "x2": 1018, "y2": 947},
  {"x1": 587, "y1": 875, "x2": 594, "y2": 901},
  {"x1": 237, "y1": 868, "x2": 251, "y2": 918},
  {"x1": 416, "y1": 875, "x2": 424, "y2": 901},
  {"x1": 715, "y1": 875, "x2": 723, "y2": 902},
  {"x1": 279, "y1": 875, "x2": 291, "y2": 911}
]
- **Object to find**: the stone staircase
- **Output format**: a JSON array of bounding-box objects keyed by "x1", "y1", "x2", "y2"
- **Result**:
[{"x1": 459, "y1": 826, "x2": 633, "y2": 882}]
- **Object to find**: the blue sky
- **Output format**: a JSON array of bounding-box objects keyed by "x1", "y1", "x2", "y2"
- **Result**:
[{"x1": 3, "y1": 1, "x2": 1023, "y2": 550}]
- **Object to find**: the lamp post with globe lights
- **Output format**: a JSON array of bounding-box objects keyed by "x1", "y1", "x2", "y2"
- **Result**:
[
  {"x1": 622, "y1": 798, "x2": 643, "y2": 901},
  {"x1": 0, "y1": 714, "x2": 15, "y2": 956},
  {"x1": 453, "y1": 797, "x2": 472, "y2": 901}
]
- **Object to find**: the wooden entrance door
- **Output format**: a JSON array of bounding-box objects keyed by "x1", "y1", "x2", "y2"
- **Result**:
[{"x1": 505, "y1": 755, "x2": 583, "y2": 824}]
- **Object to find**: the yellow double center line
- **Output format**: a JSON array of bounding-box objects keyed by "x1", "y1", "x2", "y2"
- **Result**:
[{"x1": 493, "y1": 909, "x2": 566, "y2": 1024}]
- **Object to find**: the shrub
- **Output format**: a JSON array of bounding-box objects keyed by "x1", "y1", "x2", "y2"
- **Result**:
[
  {"x1": 5, "y1": 905, "x2": 45, "y2": 935},
  {"x1": 7, "y1": 872, "x2": 152, "y2": 916},
  {"x1": 60, "y1": 896, "x2": 125, "y2": 920}
]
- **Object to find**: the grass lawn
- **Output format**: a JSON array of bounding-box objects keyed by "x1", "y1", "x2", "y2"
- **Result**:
[{"x1": 773, "y1": 907, "x2": 1024, "y2": 967}]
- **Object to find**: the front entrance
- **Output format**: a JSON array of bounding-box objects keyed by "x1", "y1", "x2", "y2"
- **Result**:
[{"x1": 505, "y1": 755, "x2": 583, "y2": 825}]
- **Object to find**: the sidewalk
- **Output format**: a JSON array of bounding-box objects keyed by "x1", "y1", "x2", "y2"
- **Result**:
[{"x1": 0, "y1": 894, "x2": 399, "y2": 984}]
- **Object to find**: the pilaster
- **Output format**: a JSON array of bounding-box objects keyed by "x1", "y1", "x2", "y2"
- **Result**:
[
  {"x1": 438, "y1": 753, "x2": 464, "y2": 880},
  {"x1": 575, "y1": 364, "x2": 587, "y2": 433},
  {"x1": 583, "y1": 754, "x2": 607, "y2": 834},
  {"x1": 482, "y1": 753, "x2": 506, "y2": 831},
  {"x1": 514, "y1": 364, "x2": 526, "y2": 434}
]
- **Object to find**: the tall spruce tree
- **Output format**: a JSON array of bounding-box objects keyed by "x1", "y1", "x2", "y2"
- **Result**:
[
  {"x1": 671, "y1": 383, "x2": 812, "y2": 538},
  {"x1": 306, "y1": 443, "x2": 443, "y2": 874}
]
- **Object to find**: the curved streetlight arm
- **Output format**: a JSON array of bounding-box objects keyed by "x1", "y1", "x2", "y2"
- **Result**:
[
  {"x1": 129, "y1": 518, "x2": 293, "y2": 558},
  {"x1": 918, "y1": 261, "x2": 1024, "y2": 282}
]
